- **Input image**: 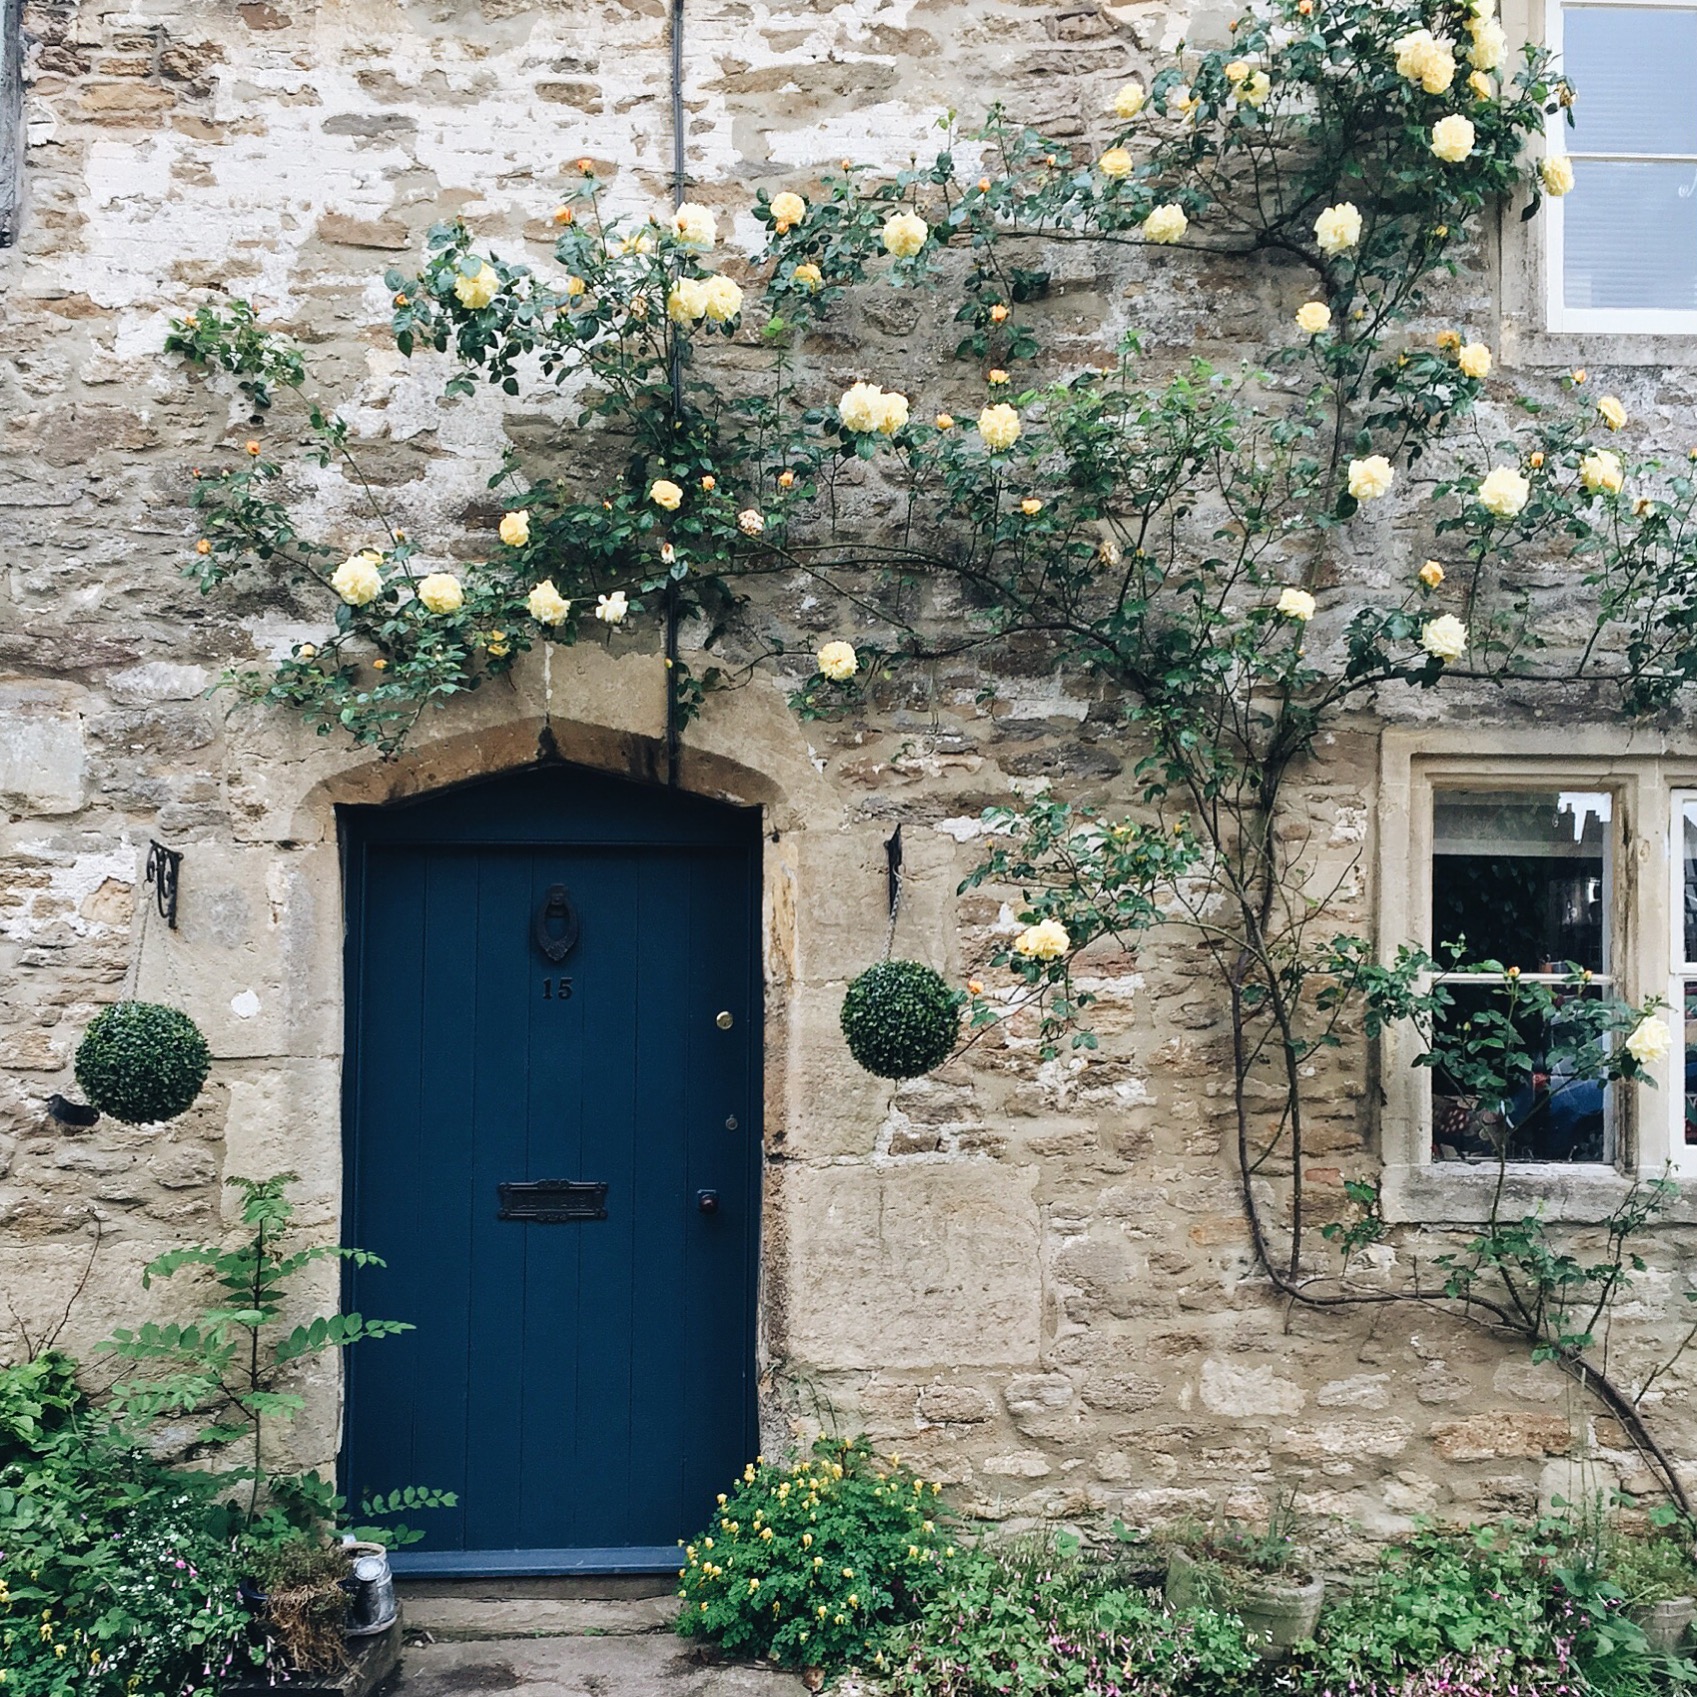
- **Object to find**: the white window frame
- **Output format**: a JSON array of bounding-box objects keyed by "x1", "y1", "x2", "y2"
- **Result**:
[
  {"x1": 1378, "y1": 732, "x2": 1697, "y2": 1222},
  {"x1": 1545, "y1": 0, "x2": 1697, "y2": 337}
]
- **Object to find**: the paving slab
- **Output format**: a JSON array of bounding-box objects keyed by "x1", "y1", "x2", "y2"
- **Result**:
[
  {"x1": 401, "y1": 1595, "x2": 680, "y2": 1640},
  {"x1": 388, "y1": 1634, "x2": 810, "y2": 1696}
]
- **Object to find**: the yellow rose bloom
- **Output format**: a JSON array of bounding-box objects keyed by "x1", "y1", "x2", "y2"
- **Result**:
[
  {"x1": 667, "y1": 278, "x2": 708, "y2": 324},
  {"x1": 1277, "y1": 586, "x2": 1316, "y2": 621},
  {"x1": 650, "y1": 478, "x2": 684, "y2": 510},
  {"x1": 331, "y1": 550, "x2": 384, "y2": 607},
  {"x1": 770, "y1": 191, "x2": 807, "y2": 233},
  {"x1": 1580, "y1": 450, "x2": 1623, "y2": 495},
  {"x1": 564, "y1": 274, "x2": 587, "y2": 298},
  {"x1": 882, "y1": 210, "x2": 929, "y2": 258},
  {"x1": 1347, "y1": 454, "x2": 1395, "y2": 500},
  {"x1": 1295, "y1": 301, "x2": 1331, "y2": 335},
  {"x1": 453, "y1": 262, "x2": 499, "y2": 310},
  {"x1": 1224, "y1": 60, "x2": 1251, "y2": 84},
  {"x1": 1020, "y1": 497, "x2": 1043, "y2": 515},
  {"x1": 1540, "y1": 155, "x2": 1576, "y2": 197},
  {"x1": 838, "y1": 381, "x2": 886, "y2": 433},
  {"x1": 701, "y1": 274, "x2": 743, "y2": 323},
  {"x1": 1477, "y1": 465, "x2": 1530, "y2": 517},
  {"x1": 417, "y1": 572, "x2": 464, "y2": 615},
  {"x1": 595, "y1": 590, "x2": 628, "y2": 625},
  {"x1": 737, "y1": 509, "x2": 765, "y2": 536},
  {"x1": 1457, "y1": 342, "x2": 1492, "y2": 379},
  {"x1": 1430, "y1": 114, "x2": 1476, "y2": 163},
  {"x1": 874, "y1": 390, "x2": 910, "y2": 435},
  {"x1": 793, "y1": 262, "x2": 823, "y2": 291},
  {"x1": 1314, "y1": 202, "x2": 1363, "y2": 256},
  {"x1": 1098, "y1": 147, "x2": 1133, "y2": 179},
  {"x1": 1467, "y1": 16, "x2": 1507, "y2": 70},
  {"x1": 527, "y1": 580, "x2": 570, "y2": 625},
  {"x1": 1626, "y1": 1014, "x2": 1672, "y2": 1065},
  {"x1": 817, "y1": 640, "x2": 858, "y2": 682},
  {"x1": 1113, "y1": 81, "x2": 1146, "y2": 119},
  {"x1": 498, "y1": 510, "x2": 530, "y2": 547},
  {"x1": 1597, "y1": 395, "x2": 1627, "y2": 431},
  {"x1": 1013, "y1": 918, "x2": 1071, "y2": 961},
  {"x1": 1392, "y1": 28, "x2": 1457, "y2": 93},
  {"x1": 1419, "y1": 560, "x2": 1445, "y2": 588},
  {"x1": 670, "y1": 201, "x2": 716, "y2": 249},
  {"x1": 1243, "y1": 69, "x2": 1272, "y2": 107},
  {"x1": 1143, "y1": 203, "x2": 1188, "y2": 243},
  {"x1": 977, "y1": 402, "x2": 1022, "y2": 452},
  {"x1": 1421, "y1": 613, "x2": 1469, "y2": 661},
  {"x1": 1468, "y1": 70, "x2": 1495, "y2": 100}
]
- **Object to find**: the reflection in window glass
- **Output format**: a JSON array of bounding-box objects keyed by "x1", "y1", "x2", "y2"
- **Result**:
[
  {"x1": 1432, "y1": 790, "x2": 1609, "y2": 971},
  {"x1": 1429, "y1": 790, "x2": 1614, "y2": 1163}
]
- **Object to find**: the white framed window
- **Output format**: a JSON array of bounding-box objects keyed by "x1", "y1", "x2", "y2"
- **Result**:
[
  {"x1": 1545, "y1": 0, "x2": 1697, "y2": 335},
  {"x1": 1427, "y1": 787, "x2": 1618, "y2": 1165},
  {"x1": 1376, "y1": 737, "x2": 1697, "y2": 1221}
]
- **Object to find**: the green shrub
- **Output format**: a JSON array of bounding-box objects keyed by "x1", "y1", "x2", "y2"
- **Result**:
[
  {"x1": 0, "y1": 1353, "x2": 255, "y2": 1696},
  {"x1": 840, "y1": 961, "x2": 959, "y2": 1079},
  {"x1": 74, "y1": 1001, "x2": 211, "y2": 1124},
  {"x1": 879, "y1": 1534, "x2": 1261, "y2": 1696},
  {"x1": 675, "y1": 1437, "x2": 952, "y2": 1669}
]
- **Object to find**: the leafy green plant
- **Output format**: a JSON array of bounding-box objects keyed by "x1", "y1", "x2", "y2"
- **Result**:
[
  {"x1": 98, "y1": 1172, "x2": 454, "y2": 1548},
  {"x1": 878, "y1": 1533, "x2": 1261, "y2": 1696},
  {"x1": 840, "y1": 961, "x2": 962, "y2": 1080},
  {"x1": 74, "y1": 1002, "x2": 211, "y2": 1125},
  {"x1": 0, "y1": 1353, "x2": 255, "y2": 1697},
  {"x1": 1165, "y1": 1498, "x2": 1305, "y2": 1580},
  {"x1": 675, "y1": 1437, "x2": 952, "y2": 1670}
]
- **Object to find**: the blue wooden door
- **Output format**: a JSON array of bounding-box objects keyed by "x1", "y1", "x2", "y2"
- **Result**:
[{"x1": 340, "y1": 765, "x2": 761, "y2": 1574}]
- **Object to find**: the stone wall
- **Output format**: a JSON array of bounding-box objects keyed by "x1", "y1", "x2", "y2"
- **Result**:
[{"x1": 5, "y1": 0, "x2": 1697, "y2": 1550}]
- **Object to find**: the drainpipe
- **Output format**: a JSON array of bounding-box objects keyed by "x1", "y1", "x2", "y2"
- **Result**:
[{"x1": 663, "y1": 0, "x2": 685, "y2": 786}]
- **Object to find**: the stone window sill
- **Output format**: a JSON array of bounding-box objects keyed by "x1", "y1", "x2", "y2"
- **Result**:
[{"x1": 1380, "y1": 1162, "x2": 1697, "y2": 1227}]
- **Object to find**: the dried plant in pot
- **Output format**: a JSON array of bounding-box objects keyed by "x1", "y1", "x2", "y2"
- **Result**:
[
  {"x1": 1162, "y1": 1507, "x2": 1323, "y2": 1659},
  {"x1": 239, "y1": 1539, "x2": 354, "y2": 1685}
]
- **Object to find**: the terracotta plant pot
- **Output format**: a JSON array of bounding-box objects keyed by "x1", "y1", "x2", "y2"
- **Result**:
[
  {"x1": 1629, "y1": 1595, "x2": 1697, "y2": 1654},
  {"x1": 1165, "y1": 1547, "x2": 1325, "y2": 1658}
]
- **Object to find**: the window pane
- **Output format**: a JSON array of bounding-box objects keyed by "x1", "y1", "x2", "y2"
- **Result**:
[
  {"x1": 1432, "y1": 790, "x2": 1610, "y2": 971},
  {"x1": 1564, "y1": 160, "x2": 1697, "y2": 311},
  {"x1": 1683, "y1": 981, "x2": 1697, "y2": 1146},
  {"x1": 1683, "y1": 803, "x2": 1697, "y2": 965},
  {"x1": 1564, "y1": 6, "x2": 1697, "y2": 156},
  {"x1": 1430, "y1": 982, "x2": 1613, "y2": 1162}
]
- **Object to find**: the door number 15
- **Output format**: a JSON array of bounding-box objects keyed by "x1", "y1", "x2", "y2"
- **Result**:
[{"x1": 540, "y1": 977, "x2": 574, "y2": 1000}]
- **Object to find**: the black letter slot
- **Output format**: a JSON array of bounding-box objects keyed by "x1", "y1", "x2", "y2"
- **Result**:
[{"x1": 497, "y1": 1180, "x2": 609, "y2": 1222}]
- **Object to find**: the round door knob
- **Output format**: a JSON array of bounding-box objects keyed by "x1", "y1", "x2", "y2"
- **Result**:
[
  {"x1": 716, "y1": 1011, "x2": 734, "y2": 1030},
  {"x1": 697, "y1": 1189, "x2": 720, "y2": 1214}
]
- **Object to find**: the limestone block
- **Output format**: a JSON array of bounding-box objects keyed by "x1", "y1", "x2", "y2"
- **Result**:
[
  {"x1": 1199, "y1": 1358, "x2": 1306, "y2": 1417},
  {"x1": 917, "y1": 1380, "x2": 997, "y2": 1424},
  {"x1": 782, "y1": 1160, "x2": 1041, "y2": 1370},
  {"x1": 0, "y1": 1233, "x2": 182, "y2": 1363},
  {"x1": 0, "y1": 682, "x2": 85, "y2": 815},
  {"x1": 1428, "y1": 1413, "x2": 1574, "y2": 1462},
  {"x1": 981, "y1": 1450, "x2": 1052, "y2": 1478},
  {"x1": 1315, "y1": 1373, "x2": 1392, "y2": 1410},
  {"x1": 104, "y1": 662, "x2": 211, "y2": 706},
  {"x1": 1491, "y1": 1360, "x2": 1566, "y2": 1403},
  {"x1": 1274, "y1": 1419, "x2": 1413, "y2": 1463},
  {"x1": 779, "y1": 983, "x2": 891, "y2": 1158},
  {"x1": 132, "y1": 842, "x2": 341, "y2": 1059},
  {"x1": 221, "y1": 1057, "x2": 341, "y2": 1226}
]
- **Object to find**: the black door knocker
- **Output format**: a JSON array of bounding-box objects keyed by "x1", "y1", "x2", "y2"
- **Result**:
[{"x1": 532, "y1": 884, "x2": 581, "y2": 963}]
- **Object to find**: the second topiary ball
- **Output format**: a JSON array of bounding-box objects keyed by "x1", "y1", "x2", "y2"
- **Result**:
[
  {"x1": 74, "y1": 1002, "x2": 212, "y2": 1125},
  {"x1": 840, "y1": 959, "x2": 960, "y2": 1080}
]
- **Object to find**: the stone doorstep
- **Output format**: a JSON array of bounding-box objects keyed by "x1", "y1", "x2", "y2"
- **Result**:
[{"x1": 397, "y1": 1584, "x2": 681, "y2": 1642}]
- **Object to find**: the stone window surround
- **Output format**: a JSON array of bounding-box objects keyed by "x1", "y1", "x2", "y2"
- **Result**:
[
  {"x1": 1376, "y1": 725, "x2": 1697, "y2": 1225},
  {"x1": 1497, "y1": 0, "x2": 1697, "y2": 369}
]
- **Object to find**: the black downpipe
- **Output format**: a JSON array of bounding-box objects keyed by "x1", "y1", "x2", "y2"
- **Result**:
[{"x1": 664, "y1": 0, "x2": 686, "y2": 786}]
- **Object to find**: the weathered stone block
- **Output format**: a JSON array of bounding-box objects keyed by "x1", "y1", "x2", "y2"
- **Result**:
[
  {"x1": 0, "y1": 683, "x2": 85, "y2": 815},
  {"x1": 1428, "y1": 1413, "x2": 1574, "y2": 1462},
  {"x1": 781, "y1": 1160, "x2": 1041, "y2": 1370}
]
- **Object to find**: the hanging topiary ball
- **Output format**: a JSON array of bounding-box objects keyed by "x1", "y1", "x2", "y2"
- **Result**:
[
  {"x1": 840, "y1": 960, "x2": 960, "y2": 1080},
  {"x1": 74, "y1": 1002, "x2": 211, "y2": 1125}
]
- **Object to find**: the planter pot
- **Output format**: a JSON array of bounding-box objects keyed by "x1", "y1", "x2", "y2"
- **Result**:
[
  {"x1": 1629, "y1": 1595, "x2": 1696, "y2": 1654},
  {"x1": 1165, "y1": 1548, "x2": 1324, "y2": 1658},
  {"x1": 225, "y1": 1619, "x2": 402, "y2": 1696}
]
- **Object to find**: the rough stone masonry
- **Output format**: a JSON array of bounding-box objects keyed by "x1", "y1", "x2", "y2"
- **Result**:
[{"x1": 4, "y1": 0, "x2": 1697, "y2": 1558}]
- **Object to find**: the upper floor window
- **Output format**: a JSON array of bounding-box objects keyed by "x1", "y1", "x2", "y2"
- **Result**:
[{"x1": 1547, "y1": 0, "x2": 1697, "y2": 333}]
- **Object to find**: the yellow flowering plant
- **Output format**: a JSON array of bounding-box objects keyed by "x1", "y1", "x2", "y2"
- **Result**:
[{"x1": 675, "y1": 1437, "x2": 951, "y2": 1672}]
